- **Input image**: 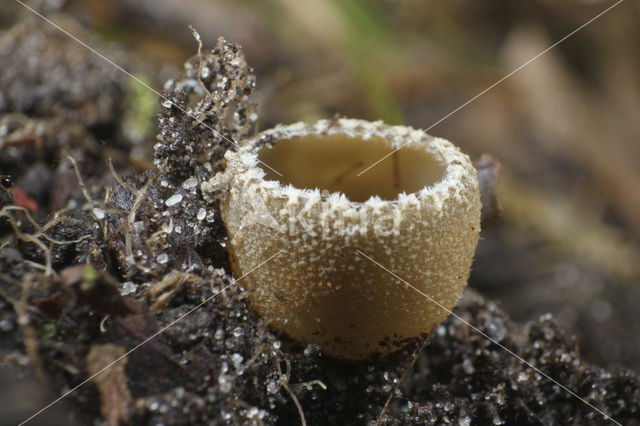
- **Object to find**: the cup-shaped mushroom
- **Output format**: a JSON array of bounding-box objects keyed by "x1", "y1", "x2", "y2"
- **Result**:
[{"x1": 203, "y1": 119, "x2": 481, "y2": 359}]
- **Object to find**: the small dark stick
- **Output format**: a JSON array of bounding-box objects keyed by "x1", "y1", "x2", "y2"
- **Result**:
[{"x1": 474, "y1": 154, "x2": 501, "y2": 227}]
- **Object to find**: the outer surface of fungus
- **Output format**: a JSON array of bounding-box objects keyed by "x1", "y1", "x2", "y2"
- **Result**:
[{"x1": 203, "y1": 119, "x2": 481, "y2": 359}]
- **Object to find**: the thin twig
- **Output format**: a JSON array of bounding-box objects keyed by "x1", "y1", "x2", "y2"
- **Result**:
[
  {"x1": 66, "y1": 154, "x2": 93, "y2": 205},
  {"x1": 376, "y1": 333, "x2": 433, "y2": 426},
  {"x1": 276, "y1": 359, "x2": 307, "y2": 426}
]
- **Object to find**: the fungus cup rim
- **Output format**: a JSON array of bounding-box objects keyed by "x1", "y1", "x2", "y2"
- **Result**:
[{"x1": 218, "y1": 118, "x2": 474, "y2": 210}]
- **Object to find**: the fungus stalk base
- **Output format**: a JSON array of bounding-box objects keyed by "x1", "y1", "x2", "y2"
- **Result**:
[{"x1": 204, "y1": 119, "x2": 481, "y2": 359}]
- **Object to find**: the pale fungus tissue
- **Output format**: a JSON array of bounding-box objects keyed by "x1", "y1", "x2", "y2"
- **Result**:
[{"x1": 203, "y1": 118, "x2": 481, "y2": 359}]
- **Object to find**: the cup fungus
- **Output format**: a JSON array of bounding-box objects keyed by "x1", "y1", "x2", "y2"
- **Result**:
[{"x1": 203, "y1": 119, "x2": 481, "y2": 359}]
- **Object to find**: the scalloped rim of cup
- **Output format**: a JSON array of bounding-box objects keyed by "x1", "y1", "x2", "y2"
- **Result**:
[{"x1": 227, "y1": 118, "x2": 473, "y2": 210}]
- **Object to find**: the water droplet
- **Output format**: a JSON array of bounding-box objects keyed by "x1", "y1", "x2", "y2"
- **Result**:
[
  {"x1": 232, "y1": 353, "x2": 243, "y2": 370},
  {"x1": 462, "y1": 358, "x2": 475, "y2": 375},
  {"x1": 92, "y1": 207, "x2": 105, "y2": 219},
  {"x1": 175, "y1": 387, "x2": 185, "y2": 398},
  {"x1": 459, "y1": 417, "x2": 471, "y2": 426},
  {"x1": 0, "y1": 319, "x2": 14, "y2": 332},
  {"x1": 267, "y1": 380, "x2": 279, "y2": 394},
  {"x1": 182, "y1": 176, "x2": 198, "y2": 189},
  {"x1": 486, "y1": 317, "x2": 506, "y2": 341},
  {"x1": 165, "y1": 193, "x2": 183, "y2": 206},
  {"x1": 218, "y1": 375, "x2": 232, "y2": 393},
  {"x1": 120, "y1": 281, "x2": 138, "y2": 296}
]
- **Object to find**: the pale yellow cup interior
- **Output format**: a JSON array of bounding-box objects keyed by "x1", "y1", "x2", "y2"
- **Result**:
[{"x1": 258, "y1": 134, "x2": 446, "y2": 202}]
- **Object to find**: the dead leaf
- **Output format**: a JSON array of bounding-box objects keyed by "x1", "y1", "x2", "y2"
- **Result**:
[{"x1": 86, "y1": 344, "x2": 131, "y2": 426}]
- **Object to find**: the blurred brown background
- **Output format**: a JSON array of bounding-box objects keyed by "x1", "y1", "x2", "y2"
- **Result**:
[{"x1": 4, "y1": 0, "x2": 640, "y2": 371}]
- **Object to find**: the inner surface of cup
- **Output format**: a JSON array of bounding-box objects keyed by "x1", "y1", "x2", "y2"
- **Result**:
[{"x1": 257, "y1": 133, "x2": 446, "y2": 202}]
